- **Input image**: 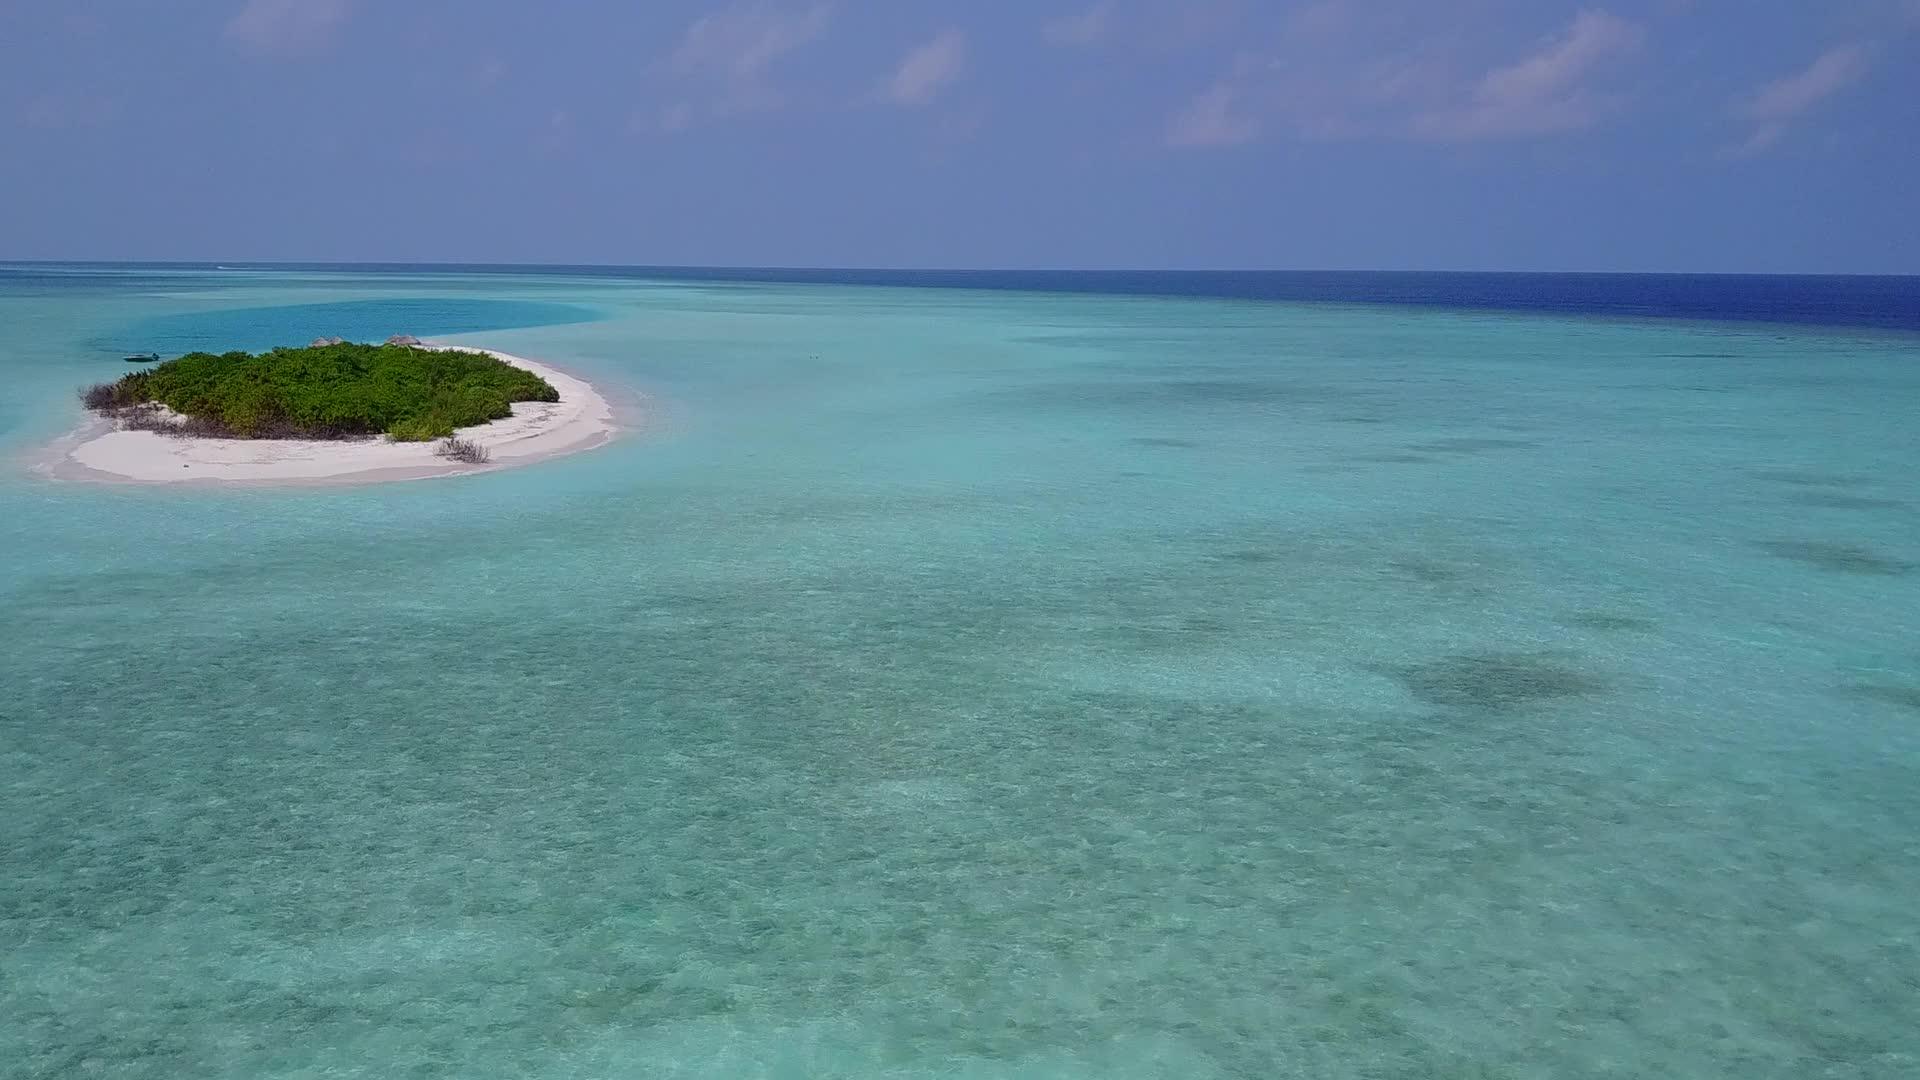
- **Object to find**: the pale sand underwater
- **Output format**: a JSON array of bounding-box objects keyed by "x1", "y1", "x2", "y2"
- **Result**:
[
  {"x1": 41, "y1": 345, "x2": 618, "y2": 486},
  {"x1": 5, "y1": 270, "x2": 1919, "y2": 1078}
]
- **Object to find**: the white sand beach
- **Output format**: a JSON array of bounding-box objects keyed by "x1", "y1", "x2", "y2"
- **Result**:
[{"x1": 46, "y1": 345, "x2": 618, "y2": 485}]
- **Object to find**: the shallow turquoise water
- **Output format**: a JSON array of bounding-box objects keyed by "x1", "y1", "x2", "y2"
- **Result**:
[{"x1": 3, "y1": 270, "x2": 1918, "y2": 1077}]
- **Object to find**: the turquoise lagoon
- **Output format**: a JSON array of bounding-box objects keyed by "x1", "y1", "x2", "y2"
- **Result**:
[{"x1": 2, "y1": 267, "x2": 1918, "y2": 1077}]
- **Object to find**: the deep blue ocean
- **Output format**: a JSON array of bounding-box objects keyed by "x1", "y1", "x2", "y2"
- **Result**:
[
  {"x1": 10, "y1": 262, "x2": 1920, "y2": 332},
  {"x1": 2, "y1": 264, "x2": 1917, "y2": 1078}
]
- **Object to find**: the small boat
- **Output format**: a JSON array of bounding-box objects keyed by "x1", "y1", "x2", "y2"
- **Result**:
[{"x1": 123, "y1": 352, "x2": 160, "y2": 363}]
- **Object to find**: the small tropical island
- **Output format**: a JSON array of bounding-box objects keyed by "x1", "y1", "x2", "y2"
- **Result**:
[
  {"x1": 54, "y1": 337, "x2": 618, "y2": 485},
  {"x1": 83, "y1": 339, "x2": 561, "y2": 458}
]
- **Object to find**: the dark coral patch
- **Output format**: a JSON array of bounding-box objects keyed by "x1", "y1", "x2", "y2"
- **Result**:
[
  {"x1": 1562, "y1": 611, "x2": 1658, "y2": 633},
  {"x1": 1787, "y1": 493, "x2": 1906, "y2": 511},
  {"x1": 1352, "y1": 453, "x2": 1435, "y2": 465},
  {"x1": 1393, "y1": 652, "x2": 1606, "y2": 712},
  {"x1": 1758, "y1": 541, "x2": 1914, "y2": 576},
  {"x1": 1751, "y1": 469, "x2": 1873, "y2": 488},
  {"x1": 1404, "y1": 437, "x2": 1540, "y2": 455},
  {"x1": 1851, "y1": 685, "x2": 1920, "y2": 712}
]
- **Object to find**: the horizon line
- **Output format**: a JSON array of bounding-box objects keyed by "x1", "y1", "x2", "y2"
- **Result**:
[{"x1": 3, "y1": 260, "x2": 1916, "y2": 280}]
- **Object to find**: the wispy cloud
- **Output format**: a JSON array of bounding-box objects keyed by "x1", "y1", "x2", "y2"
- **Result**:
[
  {"x1": 63, "y1": 13, "x2": 108, "y2": 37},
  {"x1": 1413, "y1": 10, "x2": 1644, "y2": 141},
  {"x1": 1167, "y1": 82, "x2": 1257, "y2": 147},
  {"x1": 656, "y1": 103, "x2": 696, "y2": 134},
  {"x1": 19, "y1": 93, "x2": 116, "y2": 130},
  {"x1": 538, "y1": 110, "x2": 575, "y2": 155},
  {"x1": 473, "y1": 59, "x2": 508, "y2": 91},
  {"x1": 670, "y1": 3, "x2": 832, "y2": 83},
  {"x1": 885, "y1": 29, "x2": 968, "y2": 106},
  {"x1": 1733, "y1": 44, "x2": 1874, "y2": 156},
  {"x1": 649, "y1": 2, "x2": 833, "y2": 131},
  {"x1": 224, "y1": 0, "x2": 352, "y2": 56},
  {"x1": 1043, "y1": 4, "x2": 1111, "y2": 47},
  {"x1": 1164, "y1": 6, "x2": 1646, "y2": 149}
]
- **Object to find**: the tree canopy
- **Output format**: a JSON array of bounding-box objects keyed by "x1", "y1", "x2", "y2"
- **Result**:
[{"x1": 84, "y1": 343, "x2": 559, "y2": 441}]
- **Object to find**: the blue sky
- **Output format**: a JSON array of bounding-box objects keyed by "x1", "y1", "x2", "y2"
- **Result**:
[{"x1": 2, "y1": 1, "x2": 1916, "y2": 272}]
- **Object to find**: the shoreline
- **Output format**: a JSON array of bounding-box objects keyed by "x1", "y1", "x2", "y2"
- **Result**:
[{"x1": 37, "y1": 344, "x2": 621, "y2": 486}]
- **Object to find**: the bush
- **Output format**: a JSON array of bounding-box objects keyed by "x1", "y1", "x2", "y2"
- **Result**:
[
  {"x1": 435, "y1": 436, "x2": 491, "y2": 464},
  {"x1": 78, "y1": 343, "x2": 557, "y2": 441},
  {"x1": 386, "y1": 415, "x2": 456, "y2": 442},
  {"x1": 117, "y1": 404, "x2": 179, "y2": 434},
  {"x1": 80, "y1": 377, "x2": 149, "y2": 411}
]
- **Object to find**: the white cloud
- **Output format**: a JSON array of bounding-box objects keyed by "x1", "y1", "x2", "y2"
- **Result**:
[
  {"x1": 1733, "y1": 44, "x2": 1873, "y2": 155},
  {"x1": 1413, "y1": 10, "x2": 1644, "y2": 140},
  {"x1": 1164, "y1": 6, "x2": 1651, "y2": 150},
  {"x1": 1043, "y1": 4, "x2": 1111, "y2": 47},
  {"x1": 886, "y1": 29, "x2": 968, "y2": 106},
  {"x1": 224, "y1": 0, "x2": 351, "y2": 56},
  {"x1": 1167, "y1": 82, "x2": 1258, "y2": 147},
  {"x1": 648, "y1": 3, "x2": 833, "y2": 131},
  {"x1": 1750, "y1": 45, "x2": 1873, "y2": 120},
  {"x1": 671, "y1": 3, "x2": 832, "y2": 82}
]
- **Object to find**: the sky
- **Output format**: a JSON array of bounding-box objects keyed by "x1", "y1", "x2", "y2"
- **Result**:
[{"x1": 1, "y1": 0, "x2": 1916, "y2": 272}]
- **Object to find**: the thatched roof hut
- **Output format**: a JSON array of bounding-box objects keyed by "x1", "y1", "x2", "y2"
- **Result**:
[
  {"x1": 309, "y1": 336, "x2": 346, "y2": 347},
  {"x1": 385, "y1": 334, "x2": 423, "y2": 346}
]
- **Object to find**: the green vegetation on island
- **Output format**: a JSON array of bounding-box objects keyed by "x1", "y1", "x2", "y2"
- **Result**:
[{"x1": 82, "y1": 341, "x2": 558, "y2": 441}]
